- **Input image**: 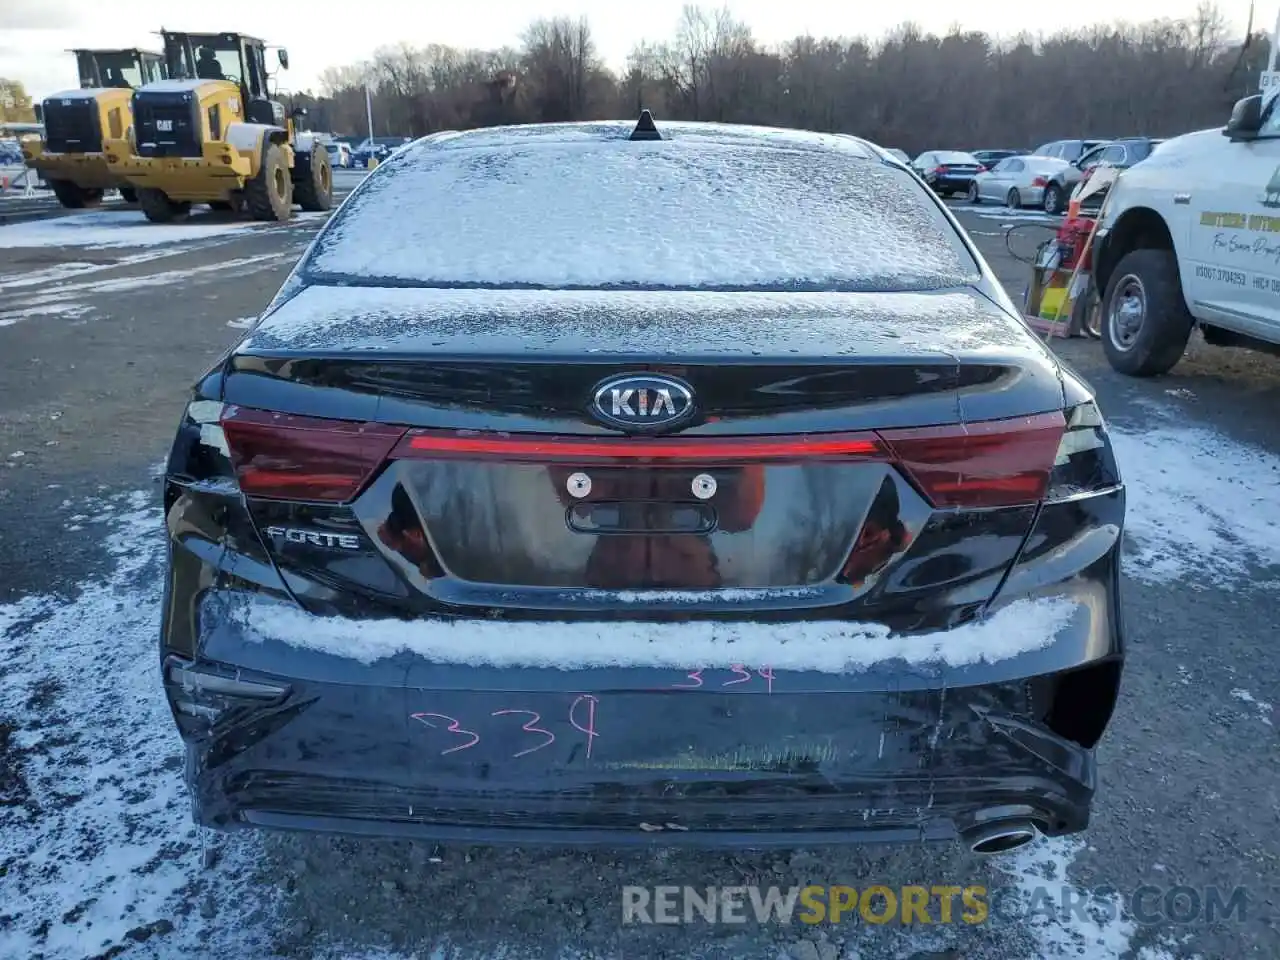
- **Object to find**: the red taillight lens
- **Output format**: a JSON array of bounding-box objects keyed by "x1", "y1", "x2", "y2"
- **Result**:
[
  {"x1": 394, "y1": 430, "x2": 886, "y2": 465},
  {"x1": 213, "y1": 406, "x2": 1074, "y2": 509},
  {"x1": 1032, "y1": 176, "x2": 1048, "y2": 187},
  {"x1": 220, "y1": 407, "x2": 406, "y2": 502},
  {"x1": 879, "y1": 412, "x2": 1067, "y2": 509}
]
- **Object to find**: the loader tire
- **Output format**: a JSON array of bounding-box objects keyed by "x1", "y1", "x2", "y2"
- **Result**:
[
  {"x1": 294, "y1": 146, "x2": 333, "y2": 212},
  {"x1": 49, "y1": 179, "x2": 104, "y2": 209},
  {"x1": 137, "y1": 188, "x2": 191, "y2": 223},
  {"x1": 118, "y1": 186, "x2": 138, "y2": 205},
  {"x1": 245, "y1": 143, "x2": 292, "y2": 222}
]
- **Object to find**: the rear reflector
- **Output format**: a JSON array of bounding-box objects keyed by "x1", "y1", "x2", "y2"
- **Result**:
[
  {"x1": 395, "y1": 430, "x2": 886, "y2": 464},
  {"x1": 220, "y1": 407, "x2": 406, "y2": 502},
  {"x1": 880, "y1": 412, "x2": 1066, "y2": 508}
]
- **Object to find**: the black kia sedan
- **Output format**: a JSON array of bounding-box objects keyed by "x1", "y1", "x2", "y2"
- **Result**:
[{"x1": 162, "y1": 114, "x2": 1125, "y2": 855}]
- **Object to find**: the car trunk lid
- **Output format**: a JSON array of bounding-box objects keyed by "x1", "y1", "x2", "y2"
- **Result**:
[{"x1": 220, "y1": 286, "x2": 1065, "y2": 618}]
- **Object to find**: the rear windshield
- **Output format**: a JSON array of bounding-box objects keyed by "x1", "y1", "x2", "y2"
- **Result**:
[
  {"x1": 935, "y1": 151, "x2": 978, "y2": 164},
  {"x1": 304, "y1": 134, "x2": 980, "y2": 292}
]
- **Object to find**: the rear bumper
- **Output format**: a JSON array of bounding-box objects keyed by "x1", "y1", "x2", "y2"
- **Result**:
[
  {"x1": 23, "y1": 147, "x2": 121, "y2": 189},
  {"x1": 930, "y1": 176, "x2": 975, "y2": 193},
  {"x1": 102, "y1": 138, "x2": 253, "y2": 198},
  {"x1": 166, "y1": 578, "x2": 1122, "y2": 848}
]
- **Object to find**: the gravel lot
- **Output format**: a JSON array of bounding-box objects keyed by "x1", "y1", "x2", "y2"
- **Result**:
[{"x1": 1, "y1": 179, "x2": 1278, "y2": 960}]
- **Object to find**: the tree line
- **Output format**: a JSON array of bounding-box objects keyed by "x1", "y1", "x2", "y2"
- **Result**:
[{"x1": 299, "y1": 3, "x2": 1271, "y2": 153}]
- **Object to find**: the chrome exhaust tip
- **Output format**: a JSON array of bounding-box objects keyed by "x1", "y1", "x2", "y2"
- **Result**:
[{"x1": 966, "y1": 821, "x2": 1038, "y2": 855}]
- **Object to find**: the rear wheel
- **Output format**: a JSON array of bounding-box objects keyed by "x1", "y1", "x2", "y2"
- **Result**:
[
  {"x1": 137, "y1": 188, "x2": 191, "y2": 223},
  {"x1": 118, "y1": 186, "x2": 137, "y2": 205},
  {"x1": 244, "y1": 143, "x2": 292, "y2": 222},
  {"x1": 1043, "y1": 183, "x2": 1065, "y2": 215},
  {"x1": 294, "y1": 147, "x2": 333, "y2": 212},
  {"x1": 49, "y1": 180, "x2": 104, "y2": 209},
  {"x1": 967, "y1": 182, "x2": 981, "y2": 204},
  {"x1": 1101, "y1": 248, "x2": 1194, "y2": 376},
  {"x1": 1006, "y1": 188, "x2": 1022, "y2": 209}
]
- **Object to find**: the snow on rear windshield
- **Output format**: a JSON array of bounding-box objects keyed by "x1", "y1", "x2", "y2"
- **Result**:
[{"x1": 306, "y1": 136, "x2": 980, "y2": 291}]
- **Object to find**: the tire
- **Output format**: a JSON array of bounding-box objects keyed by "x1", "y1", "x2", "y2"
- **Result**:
[
  {"x1": 1043, "y1": 183, "x2": 1065, "y2": 215},
  {"x1": 208, "y1": 201, "x2": 234, "y2": 211},
  {"x1": 1100, "y1": 248, "x2": 1194, "y2": 377},
  {"x1": 1073, "y1": 276, "x2": 1100, "y2": 339},
  {"x1": 49, "y1": 179, "x2": 104, "y2": 209},
  {"x1": 294, "y1": 146, "x2": 332, "y2": 212},
  {"x1": 244, "y1": 142, "x2": 292, "y2": 222},
  {"x1": 137, "y1": 188, "x2": 191, "y2": 223},
  {"x1": 968, "y1": 182, "x2": 981, "y2": 204},
  {"x1": 1007, "y1": 188, "x2": 1022, "y2": 209},
  {"x1": 118, "y1": 186, "x2": 137, "y2": 204}
]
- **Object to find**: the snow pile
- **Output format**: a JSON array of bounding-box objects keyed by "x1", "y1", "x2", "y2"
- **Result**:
[
  {"x1": 0, "y1": 209, "x2": 307, "y2": 250},
  {"x1": 309, "y1": 132, "x2": 979, "y2": 289},
  {"x1": 235, "y1": 593, "x2": 1079, "y2": 671},
  {"x1": 0, "y1": 490, "x2": 277, "y2": 959},
  {"x1": 993, "y1": 837, "x2": 1180, "y2": 960},
  {"x1": 1110, "y1": 421, "x2": 1280, "y2": 586}
]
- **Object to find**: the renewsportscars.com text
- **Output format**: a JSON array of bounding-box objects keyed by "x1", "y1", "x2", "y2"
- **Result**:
[{"x1": 621, "y1": 884, "x2": 1247, "y2": 926}]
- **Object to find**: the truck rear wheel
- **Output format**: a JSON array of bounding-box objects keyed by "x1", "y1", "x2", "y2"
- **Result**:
[
  {"x1": 49, "y1": 180, "x2": 104, "y2": 209},
  {"x1": 118, "y1": 186, "x2": 138, "y2": 205},
  {"x1": 137, "y1": 188, "x2": 192, "y2": 223},
  {"x1": 1101, "y1": 248, "x2": 1194, "y2": 376},
  {"x1": 245, "y1": 143, "x2": 292, "y2": 222},
  {"x1": 294, "y1": 147, "x2": 333, "y2": 212}
]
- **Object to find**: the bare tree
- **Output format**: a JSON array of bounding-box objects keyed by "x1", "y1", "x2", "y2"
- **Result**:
[{"x1": 296, "y1": 2, "x2": 1263, "y2": 152}]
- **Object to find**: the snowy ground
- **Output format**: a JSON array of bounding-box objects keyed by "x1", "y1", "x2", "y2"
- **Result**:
[{"x1": 1, "y1": 201, "x2": 1278, "y2": 960}]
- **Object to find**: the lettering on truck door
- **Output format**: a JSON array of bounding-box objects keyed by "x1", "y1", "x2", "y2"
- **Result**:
[{"x1": 1188, "y1": 91, "x2": 1280, "y2": 337}]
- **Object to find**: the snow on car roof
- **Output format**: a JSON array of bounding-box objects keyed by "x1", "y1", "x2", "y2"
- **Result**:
[{"x1": 304, "y1": 121, "x2": 980, "y2": 291}]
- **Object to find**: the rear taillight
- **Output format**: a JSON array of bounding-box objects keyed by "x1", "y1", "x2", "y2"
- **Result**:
[
  {"x1": 179, "y1": 404, "x2": 1115, "y2": 511},
  {"x1": 219, "y1": 407, "x2": 405, "y2": 502},
  {"x1": 1032, "y1": 176, "x2": 1048, "y2": 187},
  {"x1": 1045, "y1": 401, "x2": 1120, "y2": 501},
  {"x1": 880, "y1": 412, "x2": 1065, "y2": 509}
]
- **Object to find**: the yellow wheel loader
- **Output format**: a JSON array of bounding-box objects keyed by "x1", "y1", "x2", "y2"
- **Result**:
[
  {"x1": 21, "y1": 49, "x2": 166, "y2": 208},
  {"x1": 104, "y1": 30, "x2": 333, "y2": 224}
]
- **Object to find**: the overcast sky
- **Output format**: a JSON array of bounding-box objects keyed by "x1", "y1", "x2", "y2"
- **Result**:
[{"x1": 1, "y1": 0, "x2": 1269, "y2": 99}]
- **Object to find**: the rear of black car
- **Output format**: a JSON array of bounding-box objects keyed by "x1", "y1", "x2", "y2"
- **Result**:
[
  {"x1": 921, "y1": 151, "x2": 985, "y2": 196},
  {"x1": 161, "y1": 121, "x2": 1125, "y2": 850}
]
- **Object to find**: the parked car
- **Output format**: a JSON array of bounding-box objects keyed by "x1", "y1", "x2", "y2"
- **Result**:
[
  {"x1": 1031, "y1": 139, "x2": 1109, "y2": 213},
  {"x1": 1071, "y1": 138, "x2": 1166, "y2": 213},
  {"x1": 1038, "y1": 138, "x2": 1166, "y2": 216},
  {"x1": 967, "y1": 155, "x2": 1071, "y2": 208},
  {"x1": 971, "y1": 149, "x2": 1027, "y2": 169},
  {"x1": 1094, "y1": 91, "x2": 1279, "y2": 376},
  {"x1": 0, "y1": 139, "x2": 23, "y2": 165},
  {"x1": 1033, "y1": 139, "x2": 1108, "y2": 164},
  {"x1": 324, "y1": 141, "x2": 353, "y2": 169},
  {"x1": 160, "y1": 114, "x2": 1126, "y2": 854},
  {"x1": 911, "y1": 150, "x2": 985, "y2": 196},
  {"x1": 883, "y1": 147, "x2": 910, "y2": 163}
]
